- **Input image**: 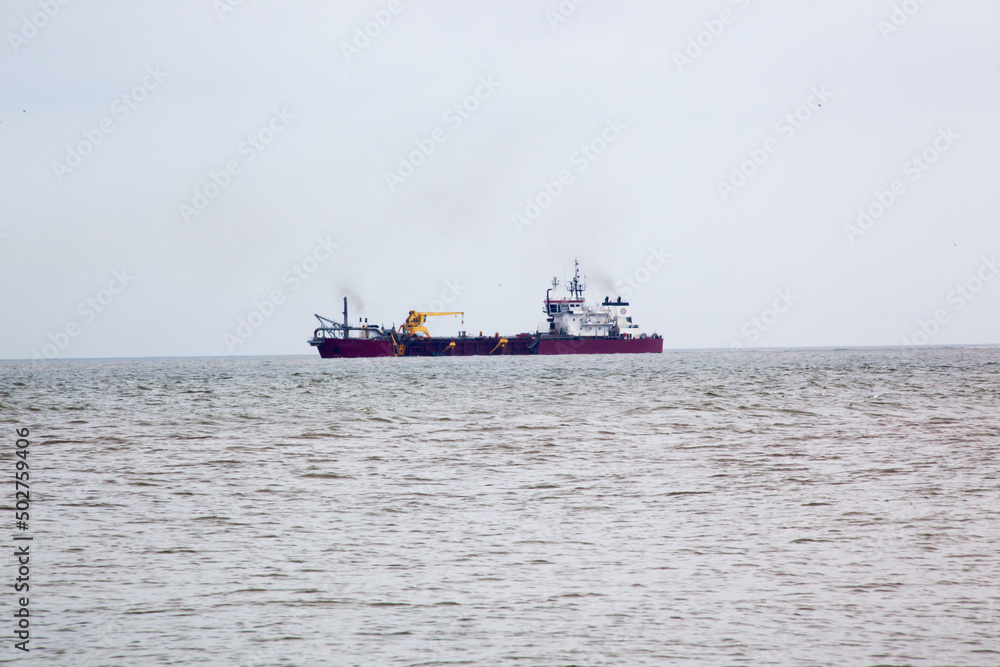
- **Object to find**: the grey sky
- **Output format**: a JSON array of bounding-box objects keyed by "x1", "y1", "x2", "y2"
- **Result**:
[{"x1": 2, "y1": 0, "x2": 998, "y2": 359}]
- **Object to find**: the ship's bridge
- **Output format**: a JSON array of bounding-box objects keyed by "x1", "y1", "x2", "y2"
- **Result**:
[{"x1": 545, "y1": 299, "x2": 584, "y2": 315}]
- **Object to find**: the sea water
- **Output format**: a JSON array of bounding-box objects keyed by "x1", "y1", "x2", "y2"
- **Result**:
[{"x1": 2, "y1": 347, "x2": 998, "y2": 665}]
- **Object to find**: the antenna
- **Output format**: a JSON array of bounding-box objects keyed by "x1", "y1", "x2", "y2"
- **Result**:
[{"x1": 567, "y1": 258, "x2": 586, "y2": 299}]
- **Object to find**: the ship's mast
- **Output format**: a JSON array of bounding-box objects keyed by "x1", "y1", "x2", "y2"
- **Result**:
[
  {"x1": 546, "y1": 276, "x2": 559, "y2": 311},
  {"x1": 567, "y1": 258, "x2": 586, "y2": 299}
]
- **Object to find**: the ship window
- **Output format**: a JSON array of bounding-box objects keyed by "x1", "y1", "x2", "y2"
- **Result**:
[{"x1": 626, "y1": 317, "x2": 632, "y2": 323}]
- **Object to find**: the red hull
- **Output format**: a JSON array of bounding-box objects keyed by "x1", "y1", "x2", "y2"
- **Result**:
[
  {"x1": 314, "y1": 338, "x2": 394, "y2": 358},
  {"x1": 312, "y1": 335, "x2": 662, "y2": 358}
]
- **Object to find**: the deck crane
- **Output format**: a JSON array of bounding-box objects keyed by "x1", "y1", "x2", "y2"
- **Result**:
[{"x1": 399, "y1": 310, "x2": 464, "y2": 338}]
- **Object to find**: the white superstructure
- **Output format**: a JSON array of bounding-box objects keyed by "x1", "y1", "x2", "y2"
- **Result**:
[{"x1": 540, "y1": 260, "x2": 649, "y2": 339}]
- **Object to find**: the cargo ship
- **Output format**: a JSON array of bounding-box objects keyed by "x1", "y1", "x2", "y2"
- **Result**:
[{"x1": 309, "y1": 261, "x2": 663, "y2": 358}]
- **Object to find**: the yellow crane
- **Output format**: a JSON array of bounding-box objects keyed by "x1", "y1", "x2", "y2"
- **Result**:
[{"x1": 399, "y1": 310, "x2": 464, "y2": 338}]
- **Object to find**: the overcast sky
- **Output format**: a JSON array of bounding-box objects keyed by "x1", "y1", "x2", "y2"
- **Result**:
[{"x1": 2, "y1": 0, "x2": 999, "y2": 359}]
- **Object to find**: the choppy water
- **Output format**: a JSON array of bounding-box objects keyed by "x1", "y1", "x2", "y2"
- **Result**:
[{"x1": 2, "y1": 347, "x2": 999, "y2": 666}]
